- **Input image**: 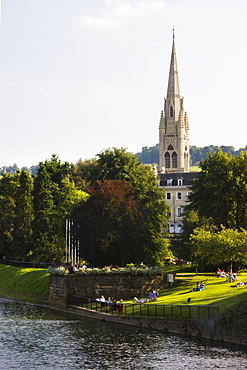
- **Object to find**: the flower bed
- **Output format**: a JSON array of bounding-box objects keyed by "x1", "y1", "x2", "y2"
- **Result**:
[{"x1": 47, "y1": 265, "x2": 163, "y2": 276}]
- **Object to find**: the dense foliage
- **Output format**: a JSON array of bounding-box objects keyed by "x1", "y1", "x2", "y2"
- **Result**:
[
  {"x1": 0, "y1": 150, "x2": 171, "y2": 266},
  {"x1": 178, "y1": 151, "x2": 247, "y2": 270},
  {"x1": 0, "y1": 155, "x2": 88, "y2": 263},
  {"x1": 190, "y1": 227, "x2": 247, "y2": 272},
  {"x1": 72, "y1": 148, "x2": 170, "y2": 267},
  {"x1": 186, "y1": 151, "x2": 247, "y2": 230}
]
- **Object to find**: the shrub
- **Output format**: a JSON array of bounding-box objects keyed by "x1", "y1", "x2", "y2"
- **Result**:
[{"x1": 47, "y1": 265, "x2": 164, "y2": 276}]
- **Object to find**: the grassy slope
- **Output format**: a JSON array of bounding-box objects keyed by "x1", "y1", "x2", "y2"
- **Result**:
[
  {"x1": 159, "y1": 272, "x2": 247, "y2": 317},
  {"x1": 124, "y1": 267, "x2": 247, "y2": 318},
  {"x1": 1, "y1": 264, "x2": 247, "y2": 318},
  {"x1": 190, "y1": 166, "x2": 200, "y2": 172},
  {"x1": 0, "y1": 265, "x2": 49, "y2": 303}
]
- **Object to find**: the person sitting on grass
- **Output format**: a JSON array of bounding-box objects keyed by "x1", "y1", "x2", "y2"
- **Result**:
[
  {"x1": 217, "y1": 269, "x2": 226, "y2": 278},
  {"x1": 110, "y1": 299, "x2": 118, "y2": 312},
  {"x1": 149, "y1": 291, "x2": 157, "y2": 302},
  {"x1": 216, "y1": 268, "x2": 221, "y2": 277},
  {"x1": 228, "y1": 274, "x2": 234, "y2": 283}
]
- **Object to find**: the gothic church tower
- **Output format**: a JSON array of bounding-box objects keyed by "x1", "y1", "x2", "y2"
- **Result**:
[{"x1": 159, "y1": 30, "x2": 189, "y2": 173}]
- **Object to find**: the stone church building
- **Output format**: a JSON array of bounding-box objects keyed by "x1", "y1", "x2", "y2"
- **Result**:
[{"x1": 158, "y1": 31, "x2": 198, "y2": 234}]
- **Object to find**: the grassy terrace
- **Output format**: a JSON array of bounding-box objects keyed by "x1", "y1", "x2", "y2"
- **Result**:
[
  {"x1": 1, "y1": 264, "x2": 247, "y2": 319},
  {"x1": 0, "y1": 264, "x2": 49, "y2": 303},
  {"x1": 155, "y1": 271, "x2": 247, "y2": 319},
  {"x1": 74, "y1": 270, "x2": 247, "y2": 320},
  {"x1": 67, "y1": 265, "x2": 247, "y2": 319}
]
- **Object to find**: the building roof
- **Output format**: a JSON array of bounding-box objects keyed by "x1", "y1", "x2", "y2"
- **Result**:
[{"x1": 159, "y1": 171, "x2": 199, "y2": 187}]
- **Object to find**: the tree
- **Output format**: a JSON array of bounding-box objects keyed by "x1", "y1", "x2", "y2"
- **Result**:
[
  {"x1": 68, "y1": 158, "x2": 98, "y2": 190},
  {"x1": 0, "y1": 173, "x2": 17, "y2": 258},
  {"x1": 187, "y1": 151, "x2": 247, "y2": 230},
  {"x1": 32, "y1": 161, "x2": 58, "y2": 262},
  {"x1": 73, "y1": 180, "x2": 169, "y2": 266},
  {"x1": 190, "y1": 227, "x2": 247, "y2": 273},
  {"x1": 0, "y1": 171, "x2": 34, "y2": 260},
  {"x1": 172, "y1": 209, "x2": 216, "y2": 261},
  {"x1": 32, "y1": 156, "x2": 87, "y2": 263},
  {"x1": 71, "y1": 148, "x2": 170, "y2": 266},
  {"x1": 231, "y1": 152, "x2": 247, "y2": 230},
  {"x1": 94, "y1": 148, "x2": 170, "y2": 248},
  {"x1": 11, "y1": 171, "x2": 34, "y2": 259}
]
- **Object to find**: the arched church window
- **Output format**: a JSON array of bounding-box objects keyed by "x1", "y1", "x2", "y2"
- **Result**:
[
  {"x1": 165, "y1": 152, "x2": 170, "y2": 168},
  {"x1": 170, "y1": 106, "x2": 173, "y2": 117},
  {"x1": 168, "y1": 144, "x2": 174, "y2": 151},
  {"x1": 172, "y1": 152, "x2": 177, "y2": 168}
]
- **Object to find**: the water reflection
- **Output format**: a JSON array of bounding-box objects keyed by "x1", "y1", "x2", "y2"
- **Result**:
[{"x1": 0, "y1": 299, "x2": 247, "y2": 369}]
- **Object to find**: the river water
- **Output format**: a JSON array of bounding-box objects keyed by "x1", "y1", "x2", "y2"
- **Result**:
[{"x1": 0, "y1": 299, "x2": 247, "y2": 370}]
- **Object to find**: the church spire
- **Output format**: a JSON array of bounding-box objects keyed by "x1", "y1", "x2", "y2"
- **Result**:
[
  {"x1": 166, "y1": 27, "x2": 180, "y2": 106},
  {"x1": 159, "y1": 30, "x2": 190, "y2": 173}
]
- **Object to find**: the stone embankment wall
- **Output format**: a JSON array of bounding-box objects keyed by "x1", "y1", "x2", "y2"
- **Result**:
[
  {"x1": 49, "y1": 273, "x2": 174, "y2": 308},
  {"x1": 62, "y1": 305, "x2": 215, "y2": 339},
  {"x1": 213, "y1": 317, "x2": 247, "y2": 345},
  {"x1": 48, "y1": 273, "x2": 247, "y2": 346},
  {"x1": 54, "y1": 305, "x2": 247, "y2": 347}
]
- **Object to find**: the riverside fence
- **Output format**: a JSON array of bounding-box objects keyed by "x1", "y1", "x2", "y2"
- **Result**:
[{"x1": 68, "y1": 295, "x2": 219, "y2": 321}]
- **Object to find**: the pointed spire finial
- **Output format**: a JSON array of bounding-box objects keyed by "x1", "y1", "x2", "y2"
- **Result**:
[{"x1": 173, "y1": 26, "x2": 175, "y2": 40}]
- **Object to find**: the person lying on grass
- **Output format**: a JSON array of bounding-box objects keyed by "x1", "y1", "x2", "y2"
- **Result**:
[
  {"x1": 133, "y1": 297, "x2": 148, "y2": 303},
  {"x1": 190, "y1": 282, "x2": 205, "y2": 292}
]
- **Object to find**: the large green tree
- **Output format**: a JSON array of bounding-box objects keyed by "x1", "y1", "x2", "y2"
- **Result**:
[
  {"x1": 0, "y1": 171, "x2": 33, "y2": 259},
  {"x1": 11, "y1": 171, "x2": 34, "y2": 259},
  {"x1": 187, "y1": 151, "x2": 247, "y2": 230},
  {"x1": 32, "y1": 155, "x2": 87, "y2": 263},
  {"x1": 190, "y1": 227, "x2": 247, "y2": 272},
  {"x1": 68, "y1": 158, "x2": 98, "y2": 190},
  {"x1": 0, "y1": 173, "x2": 18, "y2": 258},
  {"x1": 72, "y1": 148, "x2": 170, "y2": 266},
  {"x1": 73, "y1": 179, "x2": 169, "y2": 266}
]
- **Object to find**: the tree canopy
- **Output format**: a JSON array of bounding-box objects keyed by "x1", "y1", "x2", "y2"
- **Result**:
[
  {"x1": 186, "y1": 151, "x2": 247, "y2": 230},
  {"x1": 72, "y1": 148, "x2": 170, "y2": 266},
  {"x1": 0, "y1": 171, "x2": 33, "y2": 259},
  {"x1": 190, "y1": 227, "x2": 247, "y2": 272},
  {"x1": 32, "y1": 156, "x2": 88, "y2": 262},
  {"x1": 178, "y1": 150, "x2": 247, "y2": 269},
  {"x1": 0, "y1": 150, "x2": 170, "y2": 266}
]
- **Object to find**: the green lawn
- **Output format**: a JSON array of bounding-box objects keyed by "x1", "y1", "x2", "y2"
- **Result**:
[
  {"x1": 190, "y1": 166, "x2": 200, "y2": 172},
  {"x1": 0, "y1": 264, "x2": 49, "y2": 303},
  {"x1": 1, "y1": 264, "x2": 247, "y2": 319},
  {"x1": 122, "y1": 270, "x2": 247, "y2": 318},
  {"x1": 162, "y1": 273, "x2": 247, "y2": 313}
]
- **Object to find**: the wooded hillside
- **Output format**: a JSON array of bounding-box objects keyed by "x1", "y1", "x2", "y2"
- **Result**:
[{"x1": 135, "y1": 144, "x2": 247, "y2": 166}]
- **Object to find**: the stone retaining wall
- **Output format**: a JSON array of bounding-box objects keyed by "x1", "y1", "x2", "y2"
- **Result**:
[
  {"x1": 49, "y1": 273, "x2": 174, "y2": 308},
  {"x1": 55, "y1": 305, "x2": 247, "y2": 347},
  {"x1": 63, "y1": 305, "x2": 215, "y2": 338}
]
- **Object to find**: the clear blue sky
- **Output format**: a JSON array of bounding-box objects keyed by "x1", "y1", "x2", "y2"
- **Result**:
[{"x1": 0, "y1": 0, "x2": 247, "y2": 167}]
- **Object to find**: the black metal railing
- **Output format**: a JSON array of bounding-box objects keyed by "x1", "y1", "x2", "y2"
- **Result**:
[{"x1": 67, "y1": 295, "x2": 219, "y2": 321}]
